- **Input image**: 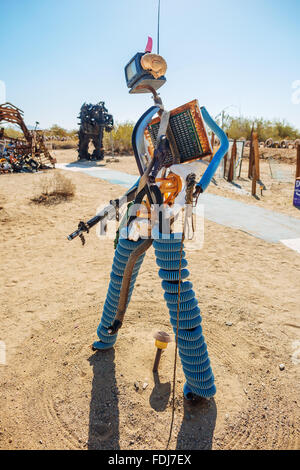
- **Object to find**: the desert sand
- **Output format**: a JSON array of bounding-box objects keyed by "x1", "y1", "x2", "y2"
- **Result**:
[{"x1": 0, "y1": 149, "x2": 299, "y2": 450}]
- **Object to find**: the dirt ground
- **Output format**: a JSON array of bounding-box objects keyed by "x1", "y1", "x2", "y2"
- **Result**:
[{"x1": 0, "y1": 149, "x2": 299, "y2": 450}]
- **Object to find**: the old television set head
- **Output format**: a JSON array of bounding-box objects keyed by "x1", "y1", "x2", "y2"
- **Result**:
[{"x1": 125, "y1": 37, "x2": 167, "y2": 94}]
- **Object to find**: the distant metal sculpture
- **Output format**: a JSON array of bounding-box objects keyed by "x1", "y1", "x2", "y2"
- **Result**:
[
  {"x1": 78, "y1": 102, "x2": 113, "y2": 160},
  {"x1": 0, "y1": 102, "x2": 55, "y2": 168}
]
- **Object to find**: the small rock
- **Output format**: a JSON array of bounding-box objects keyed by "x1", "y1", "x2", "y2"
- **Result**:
[
  {"x1": 232, "y1": 343, "x2": 236, "y2": 347},
  {"x1": 134, "y1": 382, "x2": 139, "y2": 391},
  {"x1": 279, "y1": 364, "x2": 285, "y2": 371},
  {"x1": 226, "y1": 322, "x2": 233, "y2": 327},
  {"x1": 39, "y1": 440, "x2": 43, "y2": 444},
  {"x1": 129, "y1": 440, "x2": 134, "y2": 445},
  {"x1": 142, "y1": 382, "x2": 148, "y2": 390},
  {"x1": 63, "y1": 361, "x2": 68, "y2": 366}
]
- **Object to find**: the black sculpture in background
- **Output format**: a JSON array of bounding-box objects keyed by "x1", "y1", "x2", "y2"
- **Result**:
[{"x1": 78, "y1": 101, "x2": 114, "y2": 160}]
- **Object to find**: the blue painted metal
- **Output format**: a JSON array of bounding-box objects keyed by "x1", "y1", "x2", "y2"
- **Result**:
[
  {"x1": 198, "y1": 107, "x2": 229, "y2": 193},
  {"x1": 153, "y1": 235, "x2": 216, "y2": 400},
  {"x1": 293, "y1": 178, "x2": 300, "y2": 208},
  {"x1": 92, "y1": 236, "x2": 146, "y2": 350},
  {"x1": 132, "y1": 105, "x2": 160, "y2": 175}
]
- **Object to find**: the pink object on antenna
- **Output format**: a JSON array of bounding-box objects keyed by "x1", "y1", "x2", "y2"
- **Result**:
[{"x1": 145, "y1": 36, "x2": 153, "y2": 53}]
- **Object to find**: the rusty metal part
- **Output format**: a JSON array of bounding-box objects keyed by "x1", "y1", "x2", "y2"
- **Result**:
[
  {"x1": 153, "y1": 349, "x2": 163, "y2": 373},
  {"x1": 108, "y1": 239, "x2": 153, "y2": 334},
  {"x1": 135, "y1": 84, "x2": 161, "y2": 104},
  {"x1": 185, "y1": 173, "x2": 196, "y2": 205},
  {"x1": 144, "y1": 100, "x2": 212, "y2": 164},
  {"x1": 184, "y1": 173, "x2": 196, "y2": 239},
  {"x1": 0, "y1": 102, "x2": 55, "y2": 168}
]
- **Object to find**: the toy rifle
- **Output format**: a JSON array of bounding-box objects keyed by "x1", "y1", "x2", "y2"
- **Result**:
[{"x1": 67, "y1": 180, "x2": 139, "y2": 245}]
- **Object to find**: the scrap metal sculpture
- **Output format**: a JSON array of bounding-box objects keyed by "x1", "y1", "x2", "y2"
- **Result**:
[
  {"x1": 78, "y1": 102, "x2": 114, "y2": 161},
  {"x1": 68, "y1": 39, "x2": 229, "y2": 401},
  {"x1": 0, "y1": 102, "x2": 55, "y2": 168}
]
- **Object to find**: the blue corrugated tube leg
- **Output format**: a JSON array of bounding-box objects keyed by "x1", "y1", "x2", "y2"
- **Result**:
[
  {"x1": 92, "y1": 236, "x2": 146, "y2": 350},
  {"x1": 153, "y1": 233, "x2": 216, "y2": 400}
]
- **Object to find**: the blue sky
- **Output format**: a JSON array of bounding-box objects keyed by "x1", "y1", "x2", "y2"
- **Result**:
[{"x1": 1, "y1": 0, "x2": 299, "y2": 130}]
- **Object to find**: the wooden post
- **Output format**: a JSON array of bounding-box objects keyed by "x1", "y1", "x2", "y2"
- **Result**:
[
  {"x1": 209, "y1": 132, "x2": 215, "y2": 162},
  {"x1": 253, "y1": 131, "x2": 260, "y2": 181},
  {"x1": 252, "y1": 165, "x2": 257, "y2": 196},
  {"x1": 251, "y1": 132, "x2": 260, "y2": 197},
  {"x1": 223, "y1": 152, "x2": 228, "y2": 178},
  {"x1": 248, "y1": 125, "x2": 254, "y2": 179},
  {"x1": 228, "y1": 139, "x2": 237, "y2": 182},
  {"x1": 296, "y1": 144, "x2": 300, "y2": 179}
]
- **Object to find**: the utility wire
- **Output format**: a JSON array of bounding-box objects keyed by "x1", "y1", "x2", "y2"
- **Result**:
[
  {"x1": 166, "y1": 229, "x2": 184, "y2": 449},
  {"x1": 157, "y1": 0, "x2": 161, "y2": 54}
]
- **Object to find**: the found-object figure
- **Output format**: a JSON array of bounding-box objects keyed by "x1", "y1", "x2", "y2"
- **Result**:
[
  {"x1": 68, "y1": 38, "x2": 229, "y2": 401},
  {"x1": 78, "y1": 101, "x2": 114, "y2": 161}
]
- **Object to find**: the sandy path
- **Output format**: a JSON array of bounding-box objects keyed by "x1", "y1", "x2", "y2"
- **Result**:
[{"x1": 0, "y1": 153, "x2": 299, "y2": 450}]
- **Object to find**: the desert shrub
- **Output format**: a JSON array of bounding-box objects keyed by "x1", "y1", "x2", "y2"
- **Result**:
[
  {"x1": 47, "y1": 124, "x2": 68, "y2": 138},
  {"x1": 43, "y1": 125, "x2": 78, "y2": 140},
  {"x1": 1, "y1": 127, "x2": 23, "y2": 139},
  {"x1": 43, "y1": 122, "x2": 134, "y2": 154},
  {"x1": 103, "y1": 121, "x2": 134, "y2": 154},
  {"x1": 0, "y1": 193, "x2": 9, "y2": 221},
  {"x1": 224, "y1": 115, "x2": 300, "y2": 141},
  {"x1": 51, "y1": 140, "x2": 78, "y2": 149},
  {"x1": 31, "y1": 172, "x2": 75, "y2": 205}
]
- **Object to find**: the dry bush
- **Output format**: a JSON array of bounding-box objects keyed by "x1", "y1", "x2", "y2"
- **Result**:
[
  {"x1": 31, "y1": 172, "x2": 75, "y2": 205},
  {"x1": 103, "y1": 122, "x2": 134, "y2": 154},
  {"x1": 0, "y1": 193, "x2": 4, "y2": 210},
  {"x1": 0, "y1": 194, "x2": 9, "y2": 221},
  {"x1": 51, "y1": 140, "x2": 78, "y2": 150}
]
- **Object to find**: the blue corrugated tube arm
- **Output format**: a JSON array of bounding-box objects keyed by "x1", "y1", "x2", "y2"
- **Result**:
[{"x1": 197, "y1": 107, "x2": 229, "y2": 193}]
